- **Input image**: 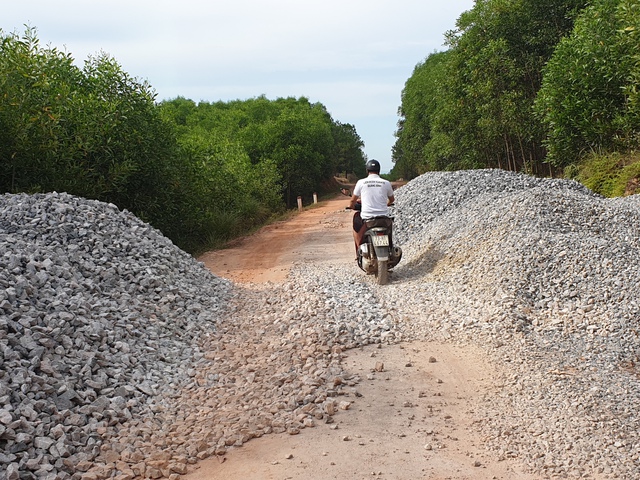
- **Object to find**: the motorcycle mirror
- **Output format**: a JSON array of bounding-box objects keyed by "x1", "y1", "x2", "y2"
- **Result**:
[{"x1": 340, "y1": 188, "x2": 351, "y2": 197}]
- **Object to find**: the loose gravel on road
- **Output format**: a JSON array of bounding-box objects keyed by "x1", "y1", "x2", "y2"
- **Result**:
[{"x1": 1, "y1": 169, "x2": 639, "y2": 480}]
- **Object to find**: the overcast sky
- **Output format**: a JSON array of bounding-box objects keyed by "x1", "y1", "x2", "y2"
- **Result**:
[{"x1": 3, "y1": 0, "x2": 474, "y2": 173}]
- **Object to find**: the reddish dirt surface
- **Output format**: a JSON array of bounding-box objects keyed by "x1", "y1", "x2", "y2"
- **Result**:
[
  {"x1": 198, "y1": 195, "x2": 354, "y2": 284},
  {"x1": 194, "y1": 195, "x2": 538, "y2": 480}
]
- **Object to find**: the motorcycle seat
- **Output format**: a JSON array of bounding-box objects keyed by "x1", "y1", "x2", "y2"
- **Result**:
[{"x1": 364, "y1": 217, "x2": 393, "y2": 229}]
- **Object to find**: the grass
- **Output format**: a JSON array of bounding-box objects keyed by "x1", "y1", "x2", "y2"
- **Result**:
[{"x1": 569, "y1": 151, "x2": 640, "y2": 197}]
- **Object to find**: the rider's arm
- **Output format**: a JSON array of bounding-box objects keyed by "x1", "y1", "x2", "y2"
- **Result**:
[
  {"x1": 349, "y1": 194, "x2": 359, "y2": 209},
  {"x1": 387, "y1": 195, "x2": 395, "y2": 206}
]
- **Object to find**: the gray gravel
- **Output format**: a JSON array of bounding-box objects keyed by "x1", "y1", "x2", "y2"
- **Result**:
[
  {"x1": 385, "y1": 170, "x2": 640, "y2": 478},
  {"x1": 0, "y1": 193, "x2": 231, "y2": 479},
  {"x1": 292, "y1": 169, "x2": 640, "y2": 478},
  {"x1": 1, "y1": 169, "x2": 640, "y2": 479}
]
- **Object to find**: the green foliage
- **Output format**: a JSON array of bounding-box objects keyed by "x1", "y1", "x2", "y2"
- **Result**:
[
  {"x1": 394, "y1": 0, "x2": 639, "y2": 184},
  {"x1": 393, "y1": 51, "x2": 450, "y2": 178},
  {"x1": 160, "y1": 95, "x2": 365, "y2": 208},
  {"x1": 159, "y1": 129, "x2": 282, "y2": 253},
  {"x1": 535, "y1": 0, "x2": 640, "y2": 167},
  {"x1": 0, "y1": 27, "x2": 366, "y2": 253},
  {"x1": 261, "y1": 101, "x2": 334, "y2": 206},
  {"x1": 332, "y1": 121, "x2": 366, "y2": 178},
  {"x1": 0, "y1": 27, "x2": 175, "y2": 221},
  {"x1": 392, "y1": 0, "x2": 587, "y2": 179},
  {"x1": 0, "y1": 27, "x2": 82, "y2": 192}
]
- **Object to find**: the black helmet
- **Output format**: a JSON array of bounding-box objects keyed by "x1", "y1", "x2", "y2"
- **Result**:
[{"x1": 366, "y1": 159, "x2": 381, "y2": 173}]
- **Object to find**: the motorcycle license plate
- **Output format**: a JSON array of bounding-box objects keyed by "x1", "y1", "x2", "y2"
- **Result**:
[{"x1": 372, "y1": 235, "x2": 389, "y2": 247}]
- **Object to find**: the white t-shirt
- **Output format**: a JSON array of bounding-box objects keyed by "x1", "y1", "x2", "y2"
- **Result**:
[{"x1": 353, "y1": 174, "x2": 394, "y2": 219}]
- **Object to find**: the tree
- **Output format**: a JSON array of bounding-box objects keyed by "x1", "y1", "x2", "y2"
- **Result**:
[
  {"x1": 261, "y1": 99, "x2": 334, "y2": 206},
  {"x1": 393, "y1": 51, "x2": 451, "y2": 178},
  {"x1": 442, "y1": 0, "x2": 587, "y2": 172},
  {"x1": 159, "y1": 127, "x2": 281, "y2": 250},
  {"x1": 0, "y1": 27, "x2": 82, "y2": 192},
  {"x1": 163, "y1": 95, "x2": 358, "y2": 207},
  {"x1": 393, "y1": 0, "x2": 587, "y2": 177},
  {"x1": 0, "y1": 28, "x2": 364, "y2": 253},
  {"x1": 535, "y1": 0, "x2": 640, "y2": 166},
  {"x1": 74, "y1": 52, "x2": 176, "y2": 217},
  {"x1": 332, "y1": 121, "x2": 366, "y2": 178},
  {"x1": 0, "y1": 27, "x2": 176, "y2": 220}
]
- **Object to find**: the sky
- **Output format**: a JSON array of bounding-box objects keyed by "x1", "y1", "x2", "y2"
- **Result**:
[{"x1": 2, "y1": 0, "x2": 475, "y2": 174}]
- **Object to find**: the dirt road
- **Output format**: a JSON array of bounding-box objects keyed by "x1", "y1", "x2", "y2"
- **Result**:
[
  {"x1": 194, "y1": 196, "x2": 537, "y2": 480},
  {"x1": 199, "y1": 196, "x2": 353, "y2": 284}
]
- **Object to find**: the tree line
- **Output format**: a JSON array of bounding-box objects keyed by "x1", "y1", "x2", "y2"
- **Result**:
[
  {"x1": 0, "y1": 28, "x2": 366, "y2": 254},
  {"x1": 391, "y1": 0, "x2": 640, "y2": 186}
]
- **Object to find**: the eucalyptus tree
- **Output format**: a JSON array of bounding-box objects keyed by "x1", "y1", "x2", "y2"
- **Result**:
[
  {"x1": 332, "y1": 121, "x2": 366, "y2": 178},
  {"x1": 393, "y1": 0, "x2": 587, "y2": 177},
  {"x1": 535, "y1": 0, "x2": 640, "y2": 166},
  {"x1": 441, "y1": 0, "x2": 587, "y2": 173},
  {"x1": 260, "y1": 98, "x2": 334, "y2": 206},
  {"x1": 160, "y1": 95, "x2": 354, "y2": 209},
  {"x1": 78, "y1": 53, "x2": 176, "y2": 218},
  {"x1": 162, "y1": 126, "x2": 281, "y2": 251},
  {"x1": 393, "y1": 50, "x2": 451, "y2": 178},
  {"x1": 0, "y1": 28, "x2": 83, "y2": 192}
]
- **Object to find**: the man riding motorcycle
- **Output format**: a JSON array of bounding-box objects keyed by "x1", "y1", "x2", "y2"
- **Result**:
[{"x1": 348, "y1": 159, "x2": 395, "y2": 256}]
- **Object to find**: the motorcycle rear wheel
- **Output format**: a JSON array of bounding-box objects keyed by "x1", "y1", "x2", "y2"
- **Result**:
[{"x1": 376, "y1": 260, "x2": 389, "y2": 285}]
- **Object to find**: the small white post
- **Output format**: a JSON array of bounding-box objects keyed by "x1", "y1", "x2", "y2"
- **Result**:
[
  {"x1": 297, "y1": 196, "x2": 303, "y2": 212},
  {"x1": 313, "y1": 192, "x2": 318, "y2": 204}
]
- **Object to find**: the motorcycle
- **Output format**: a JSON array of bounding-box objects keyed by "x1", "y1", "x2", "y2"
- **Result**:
[{"x1": 344, "y1": 195, "x2": 402, "y2": 285}]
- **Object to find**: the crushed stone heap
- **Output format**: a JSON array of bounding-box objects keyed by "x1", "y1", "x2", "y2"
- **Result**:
[
  {"x1": 293, "y1": 169, "x2": 640, "y2": 478},
  {"x1": 0, "y1": 192, "x2": 231, "y2": 479},
  {"x1": 392, "y1": 169, "x2": 640, "y2": 336}
]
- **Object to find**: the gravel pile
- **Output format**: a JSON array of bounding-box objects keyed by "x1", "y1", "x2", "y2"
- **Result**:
[
  {"x1": 0, "y1": 193, "x2": 231, "y2": 479},
  {"x1": 2, "y1": 169, "x2": 640, "y2": 479},
  {"x1": 371, "y1": 169, "x2": 640, "y2": 478},
  {"x1": 0, "y1": 192, "x2": 393, "y2": 480},
  {"x1": 268, "y1": 168, "x2": 640, "y2": 478}
]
